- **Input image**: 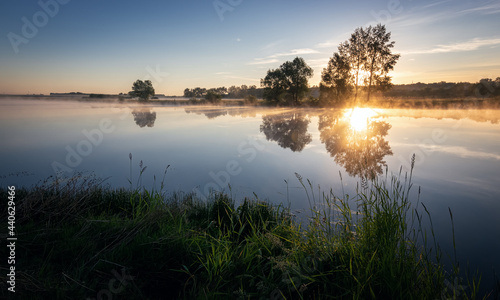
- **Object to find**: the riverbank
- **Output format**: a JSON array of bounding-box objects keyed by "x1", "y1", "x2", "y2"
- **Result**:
[{"x1": 0, "y1": 168, "x2": 486, "y2": 299}]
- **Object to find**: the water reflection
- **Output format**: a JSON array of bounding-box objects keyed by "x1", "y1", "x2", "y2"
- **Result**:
[
  {"x1": 185, "y1": 108, "x2": 227, "y2": 119},
  {"x1": 318, "y1": 108, "x2": 393, "y2": 179},
  {"x1": 260, "y1": 112, "x2": 312, "y2": 152},
  {"x1": 132, "y1": 108, "x2": 157, "y2": 128},
  {"x1": 185, "y1": 107, "x2": 258, "y2": 119}
]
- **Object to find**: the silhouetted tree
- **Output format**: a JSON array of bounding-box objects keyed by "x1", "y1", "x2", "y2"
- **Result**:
[
  {"x1": 320, "y1": 52, "x2": 353, "y2": 106},
  {"x1": 184, "y1": 88, "x2": 194, "y2": 98},
  {"x1": 129, "y1": 80, "x2": 155, "y2": 101},
  {"x1": 205, "y1": 89, "x2": 222, "y2": 104},
  {"x1": 132, "y1": 108, "x2": 157, "y2": 128},
  {"x1": 260, "y1": 112, "x2": 312, "y2": 152},
  {"x1": 320, "y1": 24, "x2": 399, "y2": 105},
  {"x1": 363, "y1": 24, "x2": 400, "y2": 102},
  {"x1": 185, "y1": 87, "x2": 227, "y2": 99},
  {"x1": 318, "y1": 110, "x2": 393, "y2": 179},
  {"x1": 261, "y1": 57, "x2": 313, "y2": 105}
]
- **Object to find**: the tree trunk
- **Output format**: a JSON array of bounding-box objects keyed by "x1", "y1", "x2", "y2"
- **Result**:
[
  {"x1": 367, "y1": 52, "x2": 376, "y2": 102},
  {"x1": 354, "y1": 57, "x2": 361, "y2": 104}
]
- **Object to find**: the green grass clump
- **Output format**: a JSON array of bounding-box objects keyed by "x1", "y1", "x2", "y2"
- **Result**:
[{"x1": 0, "y1": 166, "x2": 484, "y2": 299}]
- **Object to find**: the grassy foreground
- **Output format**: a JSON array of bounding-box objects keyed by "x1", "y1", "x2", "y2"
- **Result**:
[{"x1": 0, "y1": 169, "x2": 483, "y2": 299}]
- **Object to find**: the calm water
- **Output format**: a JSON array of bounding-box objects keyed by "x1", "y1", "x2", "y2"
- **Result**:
[{"x1": 1, "y1": 98, "x2": 500, "y2": 293}]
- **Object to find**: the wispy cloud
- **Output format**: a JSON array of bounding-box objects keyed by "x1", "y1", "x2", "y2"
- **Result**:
[
  {"x1": 421, "y1": 0, "x2": 453, "y2": 10},
  {"x1": 267, "y1": 48, "x2": 319, "y2": 58},
  {"x1": 261, "y1": 40, "x2": 285, "y2": 51},
  {"x1": 248, "y1": 48, "x2": 319, "y2": 65},
  {"x1": 401, "y1": 37, "x2": 500, "y2": 55},
  {"x1": 391, "y1": 1, "x2": 500, "y2": 28},
  {"x1": 457, "y1": 1, "x2": 500, "y2": 15},
  {"x1": 316, "y1": 40, "x2": 338, "y2": 49},
  {"x1": 247, "y1": 58, "x2": 279, "y2": 65},
  {"x1": 306, "y1": 58, "x2": 329, "y2": 68},
  {"x1": 215, "y1": 72, "x2": 231, "y2": 75},
  {"x1": 224, "y1": 75, "x2": 260, "y2": 82}
]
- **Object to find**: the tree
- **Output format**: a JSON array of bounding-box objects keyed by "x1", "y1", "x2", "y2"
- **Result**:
[
  {"x1": 343, "y1": 27, "x2": 370, "y2": 101},
  {"x1": 193, "y1": 87, "x2": 207, "y2": 98},
  {"x1": 184, "y1": 88, "x2": 194, "y2": 98},
  {"x1": 320, "y1": 52, "x2": 353, "y2": 106},
  {"x1": 129, "y1": 80, "x2": 155, "y2": 101},
  {"x1": 320, "y1": 24, "x2": 399, "y2": 105},
  {"x1": 261, "y1": 57, "x2": 313, "y2": 105},
  {"x1": 363, "y1": 24, "x2": 400, "y2": 102},
  {"x1": 205, "y1": 89, "x2": 222, "y2": 104}
]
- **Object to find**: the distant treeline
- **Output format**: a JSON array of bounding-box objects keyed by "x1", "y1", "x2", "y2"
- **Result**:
[
  {"x1": 382, "y1": 78, "x2": 500, "y2": 99},
  {"x1": 182, "y1": 77, "x2": 500, "y2": 102},
  {"x1": 183, "y1": 85, "x2": 264, "y2": 99}
]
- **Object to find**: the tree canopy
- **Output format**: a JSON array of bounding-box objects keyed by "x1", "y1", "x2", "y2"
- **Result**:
[
  {"x1": 129, "y1": 80, "x2": 155, "y2": 101},
  {"x1": 204, "y1": 89, "x2": 223, "y2": 104},
  {"x1": 321, "y1": 24, "x2": 400, "y2": 106},
  {"x1": 320, "y1": 52, "x2": 353, "y2": 106},
  {"x1": 261, "y1": 57, "x2": 313, "y2": 105}
]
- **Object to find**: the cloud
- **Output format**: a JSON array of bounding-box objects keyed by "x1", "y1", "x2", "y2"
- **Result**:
[
  {"x1": 261, "y1": 40, "x2": 285, "y2": 51},
  {"x1": 248, "y1": 48, "x2": 319, "y2": 66},
  {"x1": 215, "y1": 72, "x2": 231, "y2": 75},
  {"x1": 316, "y1": 41, "x2": 338, "y2": 49},
  {"x1": 224, "y1": 75, "x2": 260, "y2": 82},
  {"x1": 306, "y1": 58, "x2": 330, "y2": 68},
  {"x1": 390, "y1": 11, "x2": 450, "y2": 27},
  {"x1": 390, "y1": 1, "x2": 500, "y2": 28},
  {"x1": 267, "y1": 48, "x2": 319, "y2": 58},
  {"x1": 247, "y1": 58, "x2": 279, "y2": 65},
  {"x1": 401, "y1": 37, "x2": 500, "y2": 55},
  {"x1": 457, "y1": 1, "x2": 500, "y2": 15},
  {"x1": 421, "y1": 0, "x2": 453, "y2": 10}
]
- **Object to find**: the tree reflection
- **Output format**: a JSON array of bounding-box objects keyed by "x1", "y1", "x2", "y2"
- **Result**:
[
  {"x1": 132, "y1": 108, "x2": 157, "y2": 128},
  {"x1": 260, "y1": 112, "x2": 312, "y2": 152},
  {"x1": 318, "y1": 109, "x2": 393, "y2": 179},
  {"x1": 184, "y1": 108, "x2": 227, "y2": 119}
]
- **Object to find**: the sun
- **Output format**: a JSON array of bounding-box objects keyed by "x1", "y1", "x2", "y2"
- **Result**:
[{"x1": 344, "y1": 107, "x2": 378, "y2": 132}]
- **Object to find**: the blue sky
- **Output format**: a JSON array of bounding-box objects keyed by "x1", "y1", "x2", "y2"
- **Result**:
[{"x1": 1, "y1": 0, "x2": 499, "y2": 95}]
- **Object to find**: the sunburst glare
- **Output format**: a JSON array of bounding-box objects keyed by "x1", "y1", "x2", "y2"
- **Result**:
[{"x1": 344, "y1": 107, "x2": 378, "y2": 132}]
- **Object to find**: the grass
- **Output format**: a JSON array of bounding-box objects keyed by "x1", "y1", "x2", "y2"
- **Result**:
[{"x1": 0, "y1": 163, "x2": 489, "y2": 299}]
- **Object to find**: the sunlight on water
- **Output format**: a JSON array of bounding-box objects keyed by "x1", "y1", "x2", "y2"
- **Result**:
[{"x1": 344, "y1": 107, "x2": 378, "y2": 131}]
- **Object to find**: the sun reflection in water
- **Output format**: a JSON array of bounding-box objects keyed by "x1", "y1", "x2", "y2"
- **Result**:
[{"x1": 344, "y1": 107, "x2": 378, "y2": 132}]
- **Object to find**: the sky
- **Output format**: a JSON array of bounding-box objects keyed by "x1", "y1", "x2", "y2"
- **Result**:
[{"x1": 0, "y1": 0, "x2": 499, "y2": 96}]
